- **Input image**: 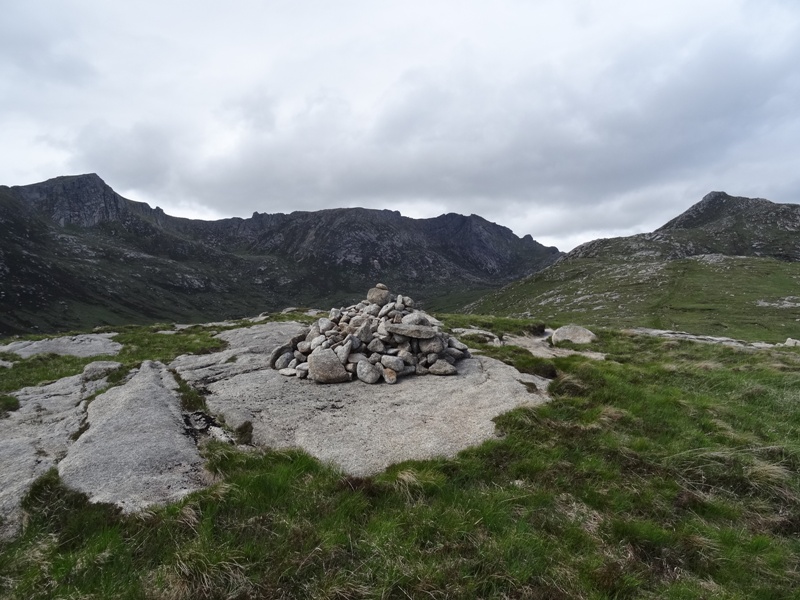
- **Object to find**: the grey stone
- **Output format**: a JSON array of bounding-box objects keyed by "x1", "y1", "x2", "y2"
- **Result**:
[
  {"x1": 317, "y1": 318, "x2": 335, "y2": 333},
  {"x1": 427, "y1": 353, "x2": 440, "y2": 365},
  {"x1": 375, "y1": 282, "x2": 388, "y2": 290},
  {"x1": 367, "y1": 287, "x2": 391, "y2": 306},
  {"x1": 335, "y1": 340, "x2": 353, "y2": 364},
  {"x1": 365, "y1": 303, "x2": 381, "y2": 316},
  {"x1": 274, "y1": 351, "x2": 294, "y2": 370},
  {"x1": 0, "y1": 333, "x2": 123, "y2": 358},
  {"x1": 384, "y1": 323, "x2": 437, "y2": 339},
  {"x1": 310, "y1": 335, "x2": 327, "y2": 350},
  {"x1": 445, "y1": 348, "x2": 465, "y2": 361},
  {"x1": 269, "y1": 344, "x2": 293, "y2": 368},
  {"x1": 448, "y1": 337, "x2": 468, "y2": 352},
  {"x1": 347, "y1": 352, "x2": 368, "y2": 364},
  {"x1": 378, "y1": 303, "x2": 394, "y2": 318},
  {"x1": 419, "y1": 335, "x2": 446, "y2": 354},
  {"x1": 369, "y1": 354, "x2": 382, "y2": 364},
  {"x1": 429, "y1": 360, "x2": 457, "y2": 376},
  {"x1": 551, "y1": 325, "x2": 598, "y2": 345},
  {"x1": 367, "y1": 338, "x2": 386, "y2": 353},
  {"x1": 401, "y1": 312, "x2": 431, "y2": 326},
  {"x1": 308, "y1": 349, "x2": 350, "y2": 383},
  {"x1": 279, "y1": 368, "x2": 297, "y2": 377},
  {"x1": 356, "y1": 360, "x2": 382, "y2": 384},
  {"x1": 295, "y1": 363, "x2": 309, "y2": 379},
  {"x1": 398, "y1": 350, "x2": 416, "y2": 365},
  {"x1": 381, "y1": 355, "x2": 405, "y2": 372},
  {"x1": 296, "y1": 340, "x2": 312, "y2": 354},
  {"x1": 58, "y1": 361, "x2": 207, "y2": 513}
]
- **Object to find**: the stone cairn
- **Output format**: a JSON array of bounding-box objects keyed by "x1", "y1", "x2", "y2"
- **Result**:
[{"x1": 269, "y1": 284, "x2": 470, "y2": 384}]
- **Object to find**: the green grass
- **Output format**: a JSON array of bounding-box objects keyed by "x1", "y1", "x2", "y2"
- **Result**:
[
  {"x1": 0, "y1": 324, "x2": 227, "y2": 395},
  {"x1": 0, "y1": 394, "x2": 20, "y2": 417},
  {"x1": 470, "y1": 255, "x2": 800, "y2": 343},
  {"x1": 2, "y1": 330, "x2": 799, "y2": 598}
]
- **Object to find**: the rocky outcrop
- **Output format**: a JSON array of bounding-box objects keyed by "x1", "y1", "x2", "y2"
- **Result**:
[
  {"x1": 270, "y1": 285, "x2": 470, "y2": 384},
  {"x1": 551, "y1": 325, "x2": 598, "y2": 345},
  {"x1": 0, "y1": 333, "x2": 122, "y2": 358}
]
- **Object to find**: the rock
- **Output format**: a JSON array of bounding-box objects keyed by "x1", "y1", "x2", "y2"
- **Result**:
[
  {"x1": 0, "y1": 333, "x2": 123, "y2": 358},
  {"x1": 274, "y1": 351, "x2": 294, "y2": 370},
  {"x1": 375, "y1": 283, "x2": 388, "y2": 290},
  {"x1": 381, "y1": 355, "x2": 405, "y2": 372},
  {"x1": 419, "y1": 335, "x2": 446, "y2": 354},
  {"x1": 382, "y1": 367, "x2": 398, "y2": 384},
  {"x1": 279, "y1": 368, "x2": 297, "y2": 377},
  {"x1": 364, "y1": 303, "x2": 381, "y2": 316},
  {"x1": 335, "y1": 340, "x2": 353, "y2": 364},
  {"x1": 317, "y1": 318, "x2": 335, "y2": 333},
  {"x1": 367, "y1": 286, "x2": 391, "y2": 306},
  {"x1": 445, "y1": 348, "x2": 465, "y2": 361},
  {"x1": 448, "y1": 337, "x2": 468, "y2": 352},
  {"x1": 58, "y1": 361, "x2": 206, "y2": 513},
  {"x1": 429, "y1": 360, "x2": 457, "y2": 376},
  {"x1": 401, "y1": 312, "x2": 430, "y2": 326},
  {"x1": 784, "y1": 338, "x2": 800, "y2": 347},
  {"x1": 310, "y1": 335, "x2": 327, "y2": 350},
  {"x1": 269, "y1": 344, "x2": 293, "y2": 368},
  {"x1": 384, "y1": 323, "x2": 438, "y2": 339},
  {"x1": 356, "y1": 360, "x2": 382, "y2": 384},
  {"x1": 367, "y1": 338, "x2": 386, "y2": 353},
  {"x1": 308, "y1": 349, "x2": 351, "y2": 383},
  {"x1": 296, "y1": 341, "x2": 312, "y2": 354},
  {"x1": 551, "y1": 325, "x2": 598, "y2": 345},
  {"x1": 295, "y1": 363, "x2": 310, "y2": 379}
]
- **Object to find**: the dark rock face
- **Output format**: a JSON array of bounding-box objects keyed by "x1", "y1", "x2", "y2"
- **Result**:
[
  {"x1": 0, "y1": 174, "x2": 561, "y2": 335},
  {"x1": 568, "y1": 191, "x2": 800, "y2": 263}
]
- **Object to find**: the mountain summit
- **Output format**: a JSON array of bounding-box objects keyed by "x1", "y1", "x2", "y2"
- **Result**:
[{"x1": 0, "y1": 174, "x2": 560, "y2": 334}]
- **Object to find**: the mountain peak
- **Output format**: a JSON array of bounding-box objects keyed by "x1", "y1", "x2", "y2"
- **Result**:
[{"x1": 657, "y1": 191, "x2": 775, "y2": 232}]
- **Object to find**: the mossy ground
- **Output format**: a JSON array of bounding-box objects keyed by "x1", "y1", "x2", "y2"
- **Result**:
[{"x1": 2, "y1": 319, "x2": 799, "y2": 599}]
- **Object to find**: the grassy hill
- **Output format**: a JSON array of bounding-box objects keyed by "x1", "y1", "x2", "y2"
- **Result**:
[{"x1": 470, "y1": 254, "x2": 800, "y2": 343}]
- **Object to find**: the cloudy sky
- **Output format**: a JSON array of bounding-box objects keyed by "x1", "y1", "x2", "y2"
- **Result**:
[{"x1": 2, "y1": 1, "x2": 799, "y2": 250}]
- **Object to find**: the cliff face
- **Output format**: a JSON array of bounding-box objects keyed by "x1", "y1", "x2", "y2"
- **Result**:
[{"x1": 0, "y1": 174, "x2": 560, "y2": 334}]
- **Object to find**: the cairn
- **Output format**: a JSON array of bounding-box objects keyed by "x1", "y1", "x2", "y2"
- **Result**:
[{"x1": 269, "y1": 284, "x2": 470, "y2": 384}]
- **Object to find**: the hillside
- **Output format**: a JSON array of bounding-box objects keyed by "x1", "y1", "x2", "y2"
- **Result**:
[
  {"x1": 470, "y1": 192, "x2": 800, "y2": 342},
  {"x1": 0, "y1": 174, "x2": 560, "y2": 335}
]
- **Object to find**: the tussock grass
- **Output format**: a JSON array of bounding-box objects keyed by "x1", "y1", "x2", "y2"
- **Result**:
[{"x1": 2, "y1": 330, "x2": 800, "y2": 598}]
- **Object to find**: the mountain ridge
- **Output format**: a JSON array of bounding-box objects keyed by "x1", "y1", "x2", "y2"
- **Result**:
[{"x1": 0, "y1": 173, "x2": 560, "y2": 335}]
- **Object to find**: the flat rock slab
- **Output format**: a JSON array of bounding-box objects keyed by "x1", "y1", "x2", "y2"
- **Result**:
[
  {"x1": 0, "y1": 361, "x2": 120, "y2": 540},
  {"x1": 171, "y1": 322, "x2": 305, "y2": 386},
  {"x1": 624, "y1": 328, "x2": 775, "y2": 349},
  {"x1": 194, "y1": 350, "x2": 548, "y2": 476},
  {"x1": 502, "y1": 333, "x2": 606, "y2": 361},
  {"x1": 58, "y1": 361, "x2": 207, "y2": 513},
  {"x1": 0, "y1": 333, "x2": 122, "y2": 358}
]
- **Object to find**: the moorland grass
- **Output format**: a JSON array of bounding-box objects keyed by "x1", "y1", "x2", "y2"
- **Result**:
[{"x1": 2, "y1": 327, "x2": 799, "y2": 598}]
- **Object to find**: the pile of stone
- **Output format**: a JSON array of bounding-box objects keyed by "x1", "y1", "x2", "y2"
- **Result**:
[{"x1": 269, "y1": 284, "x2": 470, "y2": 384}]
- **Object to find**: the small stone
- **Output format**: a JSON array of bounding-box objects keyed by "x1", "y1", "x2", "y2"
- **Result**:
[
  {"x1": 368, "y1": 353, "x2": 382, "y2": 364},
  {"x1": 335, "y1": 340, "x2": 352, "y2": 364},
  {"x1": 347, "y1": 352, "x2": 368, "y2": 364},
  {"x1": 357, "y1": 360, "x2": 382, "y2": 384},
  {"x1": 415, "y1": 363, "x2": 429, "y2": 375},
  {"x1": 317, "y1": 318, "x2": 335, "y2": 333},
  {"x1": 398, "y1": 350, "x2": 416, "y2": 365},
  {"x1": 429, "y1": 360, "x2": 457, "y2": 376},
  {"x1": 382, "y1": 367, "x2": 398, "y2": 384},
  {"x1": 279, "y1": 368, "x2": 297, "y2": 377},
  {"x1": 310, "y1": 335, "x2": 327, "y2": 350},
  {"x1": 365, "y1": 303, "x2": 381, "y2": 316},
  {"x1": 375, "y1": 283, "x2": 388, "y2": 290},
  {"x1": 378, "y1": 303, "x2": 394, "y2": 318},
  {"x1": 297, "y1": 341, "x2": 312, "y2": 354},
  {"x1": 295, "y1": 363, "x2": 309, "y2": 379},
  {"x1": 274, "y1": 351, "x2": 294, "y2": 370},
  {"x1": 419, "y1": 335, "x2": 445, "y2": 354},
  {"x1": 427, "y1": 353, "x2": 439, "y2": 365},
  {"x1": 381, "y1": 355, "x2": 405, "y2": 372},
  {"x1": 384, "y1": 323, "x2": 438, "y2": 339},
  {"x1": 367, "y1": 338, "x2": 386, "y2": 353},
  {"x1": 445, "y1": 347, "x2": 465, "y2": 361},
  {"x1": 269, "y1": 344, "x2": 293, "y2": 368},
  {"x1": 448, "y1": 337, "x2": 468, "y2": 351},
  {"x1": 398, "y1": 365, "x2": 416, "y2": 377}
]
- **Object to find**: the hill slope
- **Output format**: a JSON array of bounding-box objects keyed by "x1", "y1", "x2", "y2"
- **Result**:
[
  {"x1": 470, "y1": 192, "x2": 800, "y2": 342},
  {"x1": 0, "y1": 174, "x2": 560, "y2": 335}
]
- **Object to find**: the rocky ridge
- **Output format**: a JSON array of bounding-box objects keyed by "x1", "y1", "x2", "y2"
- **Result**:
[
  {"x1": 1, "y1": 174, "x2": 561, "y2": 335},
  {"x1": 270, "y1": 284, "x2": 471, "y2": 384}
]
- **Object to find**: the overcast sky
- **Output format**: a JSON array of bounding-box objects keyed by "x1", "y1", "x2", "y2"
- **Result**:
[{"x1": 2, "y1": 1, "x2": 799, "y2": 250}]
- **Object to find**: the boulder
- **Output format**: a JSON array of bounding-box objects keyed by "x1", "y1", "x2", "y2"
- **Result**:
[
  {"x1": 381, "y1": 355, "x2": 405, "y2": 372},
  {"x1": 551, "y1": 325, "x2": 597, "y2": 345},
  {"x1": 367, "y1": 287, "x2": 391, "y2": 306},
  {"x1": 308, "y1": 349, "x2": 351, "y2": 383}
]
